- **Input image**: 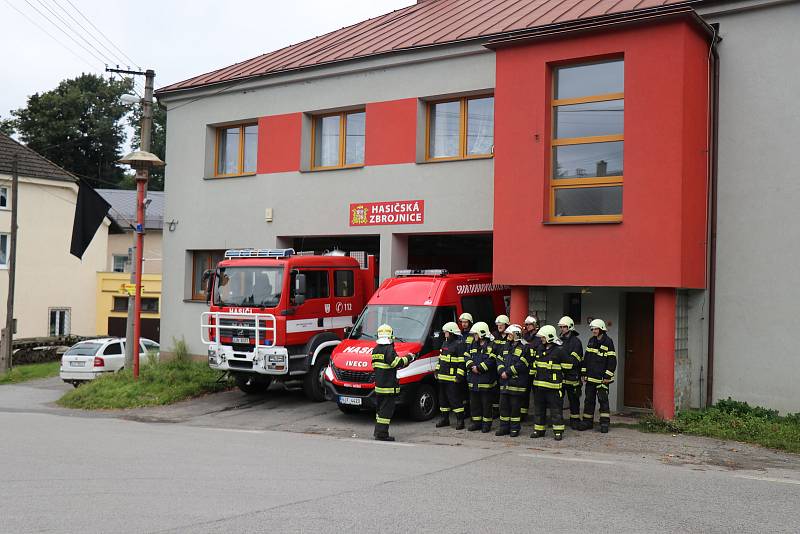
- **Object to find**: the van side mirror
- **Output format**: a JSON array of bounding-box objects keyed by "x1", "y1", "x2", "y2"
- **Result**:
[
  {"x1": 294, "y1": 273, "x2": 307, "y2": 305},
  {"x1": 343, "y1": 326, "x2": 352, "y2": 337},
  {"x1": 202, "y1": 269, "x2": 215, "y2": 304}
]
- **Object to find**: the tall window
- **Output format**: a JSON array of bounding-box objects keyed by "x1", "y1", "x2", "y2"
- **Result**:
[
  {"x1": 49, "y1": 308, "x2": 71, "y2": 336},
  {"x1": 0, "y1": 234, "x2": 8, "y2": 267},
  {"x1": 427, "y1": 96, "x2": 494, "y2": 160},
  {"x1": 192, "y1": 250, "x2": 225, "y2": 300},
  {"x1": 112, "y1": 254, "x2": 128, "y2": 273},
  {"x1": 215, "y1": 123, "x2": 257, "y2": 176},
  {"x1": 0, "y1": 187, "x2": 7, "y2": 208},
  {"x1": 551, "y1": 59, "x2": 624, "y2": 222},
  {"x1": 311, "y1": 110, "x2": 365, "y2": 169}
]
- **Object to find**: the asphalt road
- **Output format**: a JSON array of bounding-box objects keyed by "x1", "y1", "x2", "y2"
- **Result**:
[{"x1": 1, "y1": 379, "x2": 799, "y2": 533}]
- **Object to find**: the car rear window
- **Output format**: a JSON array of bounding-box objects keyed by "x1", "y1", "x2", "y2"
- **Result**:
[{"x1": 65, "y1": 343, "x2": 102, "y2": 356}]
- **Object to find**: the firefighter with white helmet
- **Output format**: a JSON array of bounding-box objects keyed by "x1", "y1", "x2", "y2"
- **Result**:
[
  {"x1": 465, "y1": 321, "x2": 497, "y2": 433},
  {"x1": 495, "y1": 324, "x2": 532, "y2": 437},
  {"x1": 490, "y1": 314, "x2": 511, "y2": 418},
  {"x1": 522, "y1": 315, "x2": 541, "y2": 422},
  {"x1": 434, "y1": 322, "x2": 466, "y2": 430},
  {"x1": 579, "y1": 318, "x2": 617, "y2": 433},
  {"x1": 558, "y1": 315, "x2": 584, "y2": 429},
  {"x1": 372, "y1": 324, "x2": 413, "y2": 441},
  {"x1": 530, "y1": 325, "x2": 567, "y2": 440}
]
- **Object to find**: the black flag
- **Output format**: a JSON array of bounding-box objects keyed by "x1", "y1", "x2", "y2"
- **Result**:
[{"x1": 70, "y1": 181, "x2": 111, "y2": 259}]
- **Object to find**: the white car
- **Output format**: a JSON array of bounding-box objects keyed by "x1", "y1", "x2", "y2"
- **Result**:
[{"x1": 60, "y1": 337, "x2": 160, "y2": 387}]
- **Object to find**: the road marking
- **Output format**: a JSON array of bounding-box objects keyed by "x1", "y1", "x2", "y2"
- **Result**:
[
  {"x1": 342, "y1": 438, "x2": 416, "y2": 447},
  {"x1": 734, "y1": 475, "x2": 800, "y2": 486},
  {"x1": 519, "y1": 453, "x2": 615, "y2": 465}
]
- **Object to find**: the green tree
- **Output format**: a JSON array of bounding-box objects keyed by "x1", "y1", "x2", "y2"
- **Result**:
[
  {"x1": 126, "y1": 103, "x2": 166, "y2": 191},
  {"x1": 5, "y1": 74, "x2": 133, "y2": 188}
]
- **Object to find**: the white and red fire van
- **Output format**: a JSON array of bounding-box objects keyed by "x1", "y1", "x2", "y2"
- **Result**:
[
  {"x1": 325, "y1": 270, "x2": 509, "y2": 420},
  {"x1": 201, "y1": 248, "x2": 375, "y2": 400}
]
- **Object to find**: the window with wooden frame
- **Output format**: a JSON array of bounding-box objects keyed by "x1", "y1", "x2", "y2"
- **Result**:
[
  {"x1": 311, "y1": 110, "x2": 366, "y2": 170},
  {"x1": 426, "y1": 95, "x2": 494, "y2": 161},
  {"x1": 191, "y1": 250, "x2": 225, "y2": 300},
  {"x1": 550, "y1": 59, "x2": 624, "y2": 222},
  {"x1": 214, "y1": 123, "x2": 257, "y2": 177}
]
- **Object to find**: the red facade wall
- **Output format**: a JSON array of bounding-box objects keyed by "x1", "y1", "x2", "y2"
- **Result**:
[
  {"x1": 493, "y1": 19, "x2": 710, "y2": 288},
  {"x1": 257, "y1": 113, "x2": 302, "y2": 174},
  {"x1": 365, "y1": 98, "x2": 417, "y2": 166}
]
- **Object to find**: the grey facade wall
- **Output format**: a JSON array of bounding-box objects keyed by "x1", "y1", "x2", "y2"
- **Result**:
[
  {"x1": 705, "y1": 1, "x2": 800, "y2": 413},
  {"x1": 159, "y1": 45, "x2": 496, "y2": 356}
]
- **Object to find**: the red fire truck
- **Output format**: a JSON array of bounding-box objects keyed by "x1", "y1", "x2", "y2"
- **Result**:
[
  {"x1": 325, "y1": 270, "x2": 509, "y2": 420},
  {"x1": 201, "y1": 248, "x2": 375, "y2": 400}
]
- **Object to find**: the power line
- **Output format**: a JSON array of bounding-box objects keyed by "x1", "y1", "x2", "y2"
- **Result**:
[
  {"x1": 20, "y1": 0, "x2": 105, "y2": 66},
  {"x1": 2, "y1": 0, "x2": 96, "y2": 69},
  {"x1": 50, "y1": 0, "x2": 131, "y2": 69},
  {"x1": 32, "y1": 0, "x2": 116, "y2": 65},
  {"x1": 64, "y1": 0, "x2": 141, "y2": 70}
]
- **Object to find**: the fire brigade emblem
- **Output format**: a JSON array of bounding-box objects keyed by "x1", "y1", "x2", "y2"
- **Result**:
[{"x1": 351, "y1": 204, "x2": 367, "y2": 225}]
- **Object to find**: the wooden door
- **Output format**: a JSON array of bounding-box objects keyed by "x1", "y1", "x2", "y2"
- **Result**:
[{"x1": 624, "y1": 292, "x2": 654, "y2": 408}]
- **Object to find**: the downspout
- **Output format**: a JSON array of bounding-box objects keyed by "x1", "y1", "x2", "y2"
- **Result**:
[{"x1": 705, "y1": 23, "x2": 721, "y2": 408}]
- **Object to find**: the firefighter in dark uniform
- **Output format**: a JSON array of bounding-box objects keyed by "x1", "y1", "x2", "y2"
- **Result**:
[
  {"x1": 372, "y1": 324, "x2": 413, "y2": 442},
  {"x1": 490, "y1": 314, "x2": 510, "y2": 418},
  {"x1": 522, "y1": 315, "x2": 541, "y2": 421},
  {"x1": 579, "y1": 319, "x2": 617, "y2": 433},
  {"x1": 495, "y1": 324, "x2": 531, "y2": 437},
  {"x1": 434, "y1": 322, "x2": 466, "y2": 430},
  {"x1": 558, "y1": 316, "x2": 584, "y2": 430},
  {"x1": 465, "y1": 321, "x2": 496, "y2": 433},
  {"x1": 457, "y1": 312, "x2": 476, "y2": 418},
  {"x1": 531, "y1": 325, "x2": 566, "y2": 441}
]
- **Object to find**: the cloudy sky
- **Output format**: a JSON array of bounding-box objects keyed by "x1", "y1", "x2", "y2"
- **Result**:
[{"x1": 0, "y1": 0, "x2": 413, "y2": 121}]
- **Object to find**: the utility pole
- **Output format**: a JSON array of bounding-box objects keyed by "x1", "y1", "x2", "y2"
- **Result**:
[
  {"x1": 108, "y1": 67, "x2": 155, "y2": 372},
  {"x1": 0, "y1": 155, "x2": 19, "y2": 373}
]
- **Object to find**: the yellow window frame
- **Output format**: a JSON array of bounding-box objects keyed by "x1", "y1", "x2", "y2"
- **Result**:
[
  {"x1": 550, "y1": 89, "x2": 624, "y2": 223},
  {"x1": 310, "y1": 110, "x2": 366, "y2": 171},
  {"x1": 425, "y1": 95, "x2": 494, "y2": 162},
  {"x1": 214, "y1": 123, "x2": 257, "y2": 178}
]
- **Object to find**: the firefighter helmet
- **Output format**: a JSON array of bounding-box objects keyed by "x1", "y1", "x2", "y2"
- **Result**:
[
  {"x1": 524, "y1": 315, "x2": 538, "y2": 326},
  {"x1": 536, "y1": 325, "x2": 558, "y2": 343},
  {"x1": 376, "y1": 324, "x2": 394, "y2": 345},
  {"x1": 442, "y1": 322, "x2": 461, "y2": 336},
  {"x1": 470, "y1": 321, "x2": 491, "y2": 339},
  {"x1": 506, "y1": 324, "x2": 522, "y2": 338},
  {"x1": 589, "y1": 318, "x2": 607, "y2": 331},
  {"x1": 558, "y1": 316, "x2": 575, "y2": 330},
  {"x1": 459, "y1": 312, "x2": 473, "y2": 323},
  {"x1": 495, "y1": 314, "x2": 510, "y2": 326}
]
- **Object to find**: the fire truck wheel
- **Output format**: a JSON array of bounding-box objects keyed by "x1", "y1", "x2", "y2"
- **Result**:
[
  {"x1": 408, "y1": 383, "x2": 438, "y2": 421},
  {"x1": 303, "y1": 352, "x2": 329, "y2": 402},
  {"x1": 234, "y1": 373, "x2": 272, "y2": 394}
]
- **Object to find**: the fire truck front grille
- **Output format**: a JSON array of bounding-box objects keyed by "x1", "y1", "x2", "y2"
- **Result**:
[
  {"x1": 333, "y1": 367, "x2": 374, "y2": 384},
  {"x1": 228, "y1": 360, "x2": 254, "y2": 370},
  {"x1": 231, "y1": 343, "x2": 255, "y2": 353}
]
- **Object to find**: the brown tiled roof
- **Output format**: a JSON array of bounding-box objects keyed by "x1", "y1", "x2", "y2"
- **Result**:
[
  {"x1": 157, "y1": 0, "x2": 699, "y2": 94},
  {"x1": 0, "y1": 133, "x2": 76, "y2": 183}
]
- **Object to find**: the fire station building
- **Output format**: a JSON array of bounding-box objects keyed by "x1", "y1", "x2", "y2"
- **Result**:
[{"x1": 156, "y1": 0, "x2": 799, "y2": 416}]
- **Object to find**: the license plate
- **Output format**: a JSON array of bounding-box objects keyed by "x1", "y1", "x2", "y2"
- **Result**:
[
  {"x1": 339, "y1": 396, "x2": 362, "y2": 406},
  {"x1": 69, "y1": 361, "x2": 85, "y2": 367},
  {"x1": 232, "y1": 337, "x2": 250, "y2": 344}
]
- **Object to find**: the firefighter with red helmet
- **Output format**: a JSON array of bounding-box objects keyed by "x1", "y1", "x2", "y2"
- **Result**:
[
  {"x1": 372, "y1": 324, "x2": 413, "y2": 442},
  {"x1": 434, "y1": 322, "x2": 466, "y2": 430},
  {"x1": 579, "y1": 319, "x2": 617, "y2": 433},
  {"x1": 465, "y1": 321, "x2": 497, "y2": 433},
  {"x1": 496, "y1": 324, "x2": 531, "y2": 437},
  {"x1": 558, "y1": 316, "x2": 584, "y2": 429},
  {"x1": 531, "y1": 325, "x2": 566, "y2": 441}
]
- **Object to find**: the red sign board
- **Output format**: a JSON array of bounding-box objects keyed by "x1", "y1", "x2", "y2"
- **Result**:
[{"x1": 350, "y1": 200, "x2": 425, "y2": 226}]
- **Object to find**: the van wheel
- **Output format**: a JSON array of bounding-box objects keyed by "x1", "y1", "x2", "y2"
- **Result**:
[
  {"x1": 337, "y1": 403, "x2": 360, "y2": 415},
  {"x1": 234, "y1": 373, "x2": 272, "y2": 394},
  {"x1": 408, "y1": 383, "x2": 437, "y2": 421},
  {"x1": 303, "y1": 353, "x2": 329, "y2": 402}
]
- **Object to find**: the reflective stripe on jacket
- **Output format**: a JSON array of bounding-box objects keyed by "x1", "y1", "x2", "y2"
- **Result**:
[
  {"x1": 497, "y1": 340, "x2": 532, "y2": 395},
  {"x1": 582, "y1": 333, "x2": 617, "y2": 384},
  {"x1": 435, "y1": 335, "x2": 466, "y2": 382},
  {"x1": 560, "y1": 331, "x2": 583, "y2": 386},
  {"x1": 465, "y1": 339, "x2": 497, "y2": 391},
  {"x1": 372, "y1": 343, "x2": 409, "y2": 394},
  {"x1": 531, "y1": 342, "x2": 565, "y2": 390}
]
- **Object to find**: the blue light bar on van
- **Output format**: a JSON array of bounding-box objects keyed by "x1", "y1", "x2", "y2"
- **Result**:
[
  {"x1": 224, "y1": 248, "x2": 295, "y2": 259},
  {"x1": 394, "y1": 269, "x2": 449, "y2": 277}
]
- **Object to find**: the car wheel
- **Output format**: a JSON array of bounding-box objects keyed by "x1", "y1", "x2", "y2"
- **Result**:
[
  {"x1": 303, "y1": 352, "x2": 329, "y2": 402},
  {"x1": 408, "y1": 383, "x2": 437, "y2": 421},
  {"x1": 337, "y1": 403, "x2": 361, "y2": 415},
  {"x1": 72, "y1": 381, "x2": 81, "y2": 388},
  {"x1": 234, "y1": 373, "x2": 272, "y2": 394}
]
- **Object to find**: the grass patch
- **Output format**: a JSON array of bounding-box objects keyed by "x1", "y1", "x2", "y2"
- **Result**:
[
  {"x1": 638, "y1": 398, "x2": 800, "y2": 454},
  {"x1": 58, "y1": 338, "x2": 231, "y2": 410},
  {"x1": 0, "y1": 361, "x2": 61, "y2": 384}
]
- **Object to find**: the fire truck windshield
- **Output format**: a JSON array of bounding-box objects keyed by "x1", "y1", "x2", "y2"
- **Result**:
[
  {"x1": 214, "y1": 266, "x2": 284, "y2": 308},
  {"x1": 350, "y1": 305, "x2": 434, "y2": 343}
]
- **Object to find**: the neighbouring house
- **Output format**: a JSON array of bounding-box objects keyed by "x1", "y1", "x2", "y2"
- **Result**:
[
  {"x1": 156, "y1": 0, "x2": 800, "y2": 414},
  {"x1": 0, "y1": 132, "x2": 108, "y2": 339},
  {"x1": 95, "y1": 189, "x2": 163, "y2": 342}
]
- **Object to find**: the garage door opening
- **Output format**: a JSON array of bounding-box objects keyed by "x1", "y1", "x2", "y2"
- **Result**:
[{"x1": 407, "y1": 233, "x2": 492, "y2": 273}]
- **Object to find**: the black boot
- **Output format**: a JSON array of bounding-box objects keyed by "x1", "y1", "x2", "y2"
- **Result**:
[
  {"x1": 495, "y1": 426, "x2": 510, "y2": 436},
  {"x1": 455, "y1": 416, "x2": 465, "y2": 430},
  {"x1": 578, "y1": 420, "x2": 593, "y2": 431},
  {"x1": 570, "y1": 419, "x2": 580, "y2": 430},
  {"x1": 600, "y1": 422, "x2": 609, "y2": 434},
  {"x1": 481, "y1": 422, "x2": 492, "y2": 433},
  {"x1": 530, "y1": 430, "x2": 545, "y2": 438},
  {"x1": 554, "y1": 432, "x2": 563, "y2": 441},
  {"x1": 374, "y1": 434, "x2": 396, "y2": 442},
  {"x1": 510, "y1": 429, "x2": 520, "y2": 437},
  {"x1": 435, "y1": 413, "x2": 450, "y2": 428},
  {"x1": 468, "y1": 421, "x2": 482, "y2": 431}
]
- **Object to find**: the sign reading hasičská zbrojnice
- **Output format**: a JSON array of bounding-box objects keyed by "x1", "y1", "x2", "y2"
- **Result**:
[{"x1": 350, "y1": 200, "x2": 425, "y2": 226}]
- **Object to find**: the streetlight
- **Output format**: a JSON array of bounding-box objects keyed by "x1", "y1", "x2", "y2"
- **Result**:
[{"x1": 118, "y1": 150, "x2": 165, "y2": 378}]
